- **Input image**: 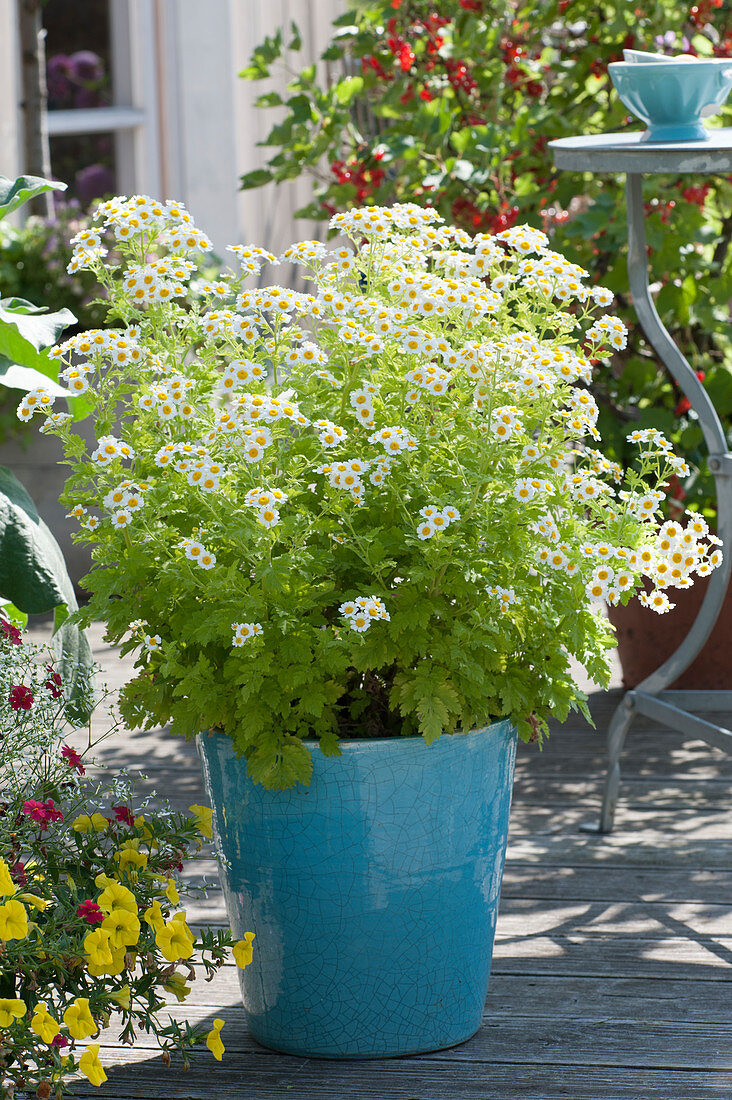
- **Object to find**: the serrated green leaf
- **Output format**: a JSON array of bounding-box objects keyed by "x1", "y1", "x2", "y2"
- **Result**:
[
  {"x1": 247, "y1": 736, "x2": 313, "y2": 789},
  {"x1": 335, "y1": 76, "x2": 364, "y2": 106},
  {"x1": 288, "y1": 20, "x2": 302, "y2": 51},
  {"x1": 239, "y1": 168, "x2": 273, "y2": 191}
]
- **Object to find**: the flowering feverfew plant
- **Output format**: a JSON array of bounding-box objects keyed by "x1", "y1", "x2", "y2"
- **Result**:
[
  {"x1": 242, "y1": 1, "x2": 732, "y2": 521},
  {"x1": 18, "y1": 196, "x2": 723, "y2": 789},
  {"x1": 0, "y1": 624, "x2": 254, "y2": 1098}
]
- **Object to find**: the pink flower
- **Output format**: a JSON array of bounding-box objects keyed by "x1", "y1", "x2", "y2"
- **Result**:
[
  {"x1": 9, "y1": 684, "x2": 33, "y2": 711},
  {"x1": 77, "y1": 900, "x2": 104, "y2": 925},
  {"x1": 21, "y1": 798, "x2": 64, "y2": 827},
  {"x1": 61, "y1": 744, "x2": 85, "y2": 775}
]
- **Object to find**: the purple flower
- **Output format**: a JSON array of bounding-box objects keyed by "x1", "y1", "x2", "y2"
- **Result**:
[
  {"x1": 654, "y1": 31, "x2": 677, "y2": 55},
  {"x1": 68, "y1": 50, "x2": 105, "y2": 84},
  {"x1": 75, "y1": 164, "x2": 116, "y2": 205}
]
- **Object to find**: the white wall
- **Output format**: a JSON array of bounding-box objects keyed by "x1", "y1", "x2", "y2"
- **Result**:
[{"x1": 0, "y1": 0, "x2": 23, "y2": 182}]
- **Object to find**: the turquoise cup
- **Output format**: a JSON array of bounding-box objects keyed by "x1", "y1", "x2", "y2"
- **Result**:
[
  {"x1": 198, "y1": 720, "x2": 517, "y2": 1058},
  {"x1": 609, "y1": 58, "x2": 732, "y2": 142}
]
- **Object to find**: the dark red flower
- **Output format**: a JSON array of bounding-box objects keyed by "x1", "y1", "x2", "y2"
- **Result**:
[
  {"x1": 112, "y1": 805, "x2": 135, "y2": 827},
  {"x1": 51, "y1": 1034, "x2": 68, "y2": 1049},
  {"x1": 61, "y1": 744, "x2": 85, "y2": 775},
  {"x1": 45, "y1": 667, "x2": 63, "y2": 700},
  {"x1": 77, "y1": 900, "x2": 105, "y2": 925},
  {"x1": 9, "y1": 684, "x2": 33, "y2": 711},
  {"x1": 1, "y1": 621, "x2": 22, "y2": 646},
  {"x1": 675, "y1": 396, "x2": 691, "y2": 417},
  {"x1": 10, "y1": 861, "x2": 27, "y2": 886}
]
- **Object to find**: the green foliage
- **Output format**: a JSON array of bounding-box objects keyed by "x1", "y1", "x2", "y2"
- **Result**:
[
  {"x1": 241, "y1": 0, "x2": 732, "y2": 518},
  {"x1": 0, "y1": 175, "x2": 93, "y2": 718},
  {"x1": 0, "y1": 464, "x2": 94, "y2": 720}
]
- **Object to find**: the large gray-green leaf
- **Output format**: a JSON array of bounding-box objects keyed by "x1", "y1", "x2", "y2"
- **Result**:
[
  {"x1": 0, "y1": 302, "x2": 76, "y2": 363},
  {"x1": 0, "y1": 296, "x2": 50, "y2": 315},
  {"x1": 0, "y1": 175, "x2": 66, "y2": 221},
  {"x1": 0, "y1": 465, "x2": 94, "y2": 720},
  {"x1": 0, "y1": 360, "x2": 71, "y2": 395},
  {"x1": 0, "y1": 300, "x2": 75, "y2": 396}
]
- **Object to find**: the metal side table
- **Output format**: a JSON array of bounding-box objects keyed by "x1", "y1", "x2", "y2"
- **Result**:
[{"x1": 550, "y1": 130, "x2": 732, "y2": 833}]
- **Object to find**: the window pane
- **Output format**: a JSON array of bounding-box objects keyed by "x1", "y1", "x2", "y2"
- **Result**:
[
  {"x1": 44, "y1": 0, "x2": 112, "y2": 110},
  {"x1": 49, "y1": 132, "x2": 117, "y2": 205}
]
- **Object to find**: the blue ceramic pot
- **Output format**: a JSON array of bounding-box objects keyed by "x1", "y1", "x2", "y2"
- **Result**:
[{"x1": 197, "y1": 720, "x2": 517, "y2": 1058}]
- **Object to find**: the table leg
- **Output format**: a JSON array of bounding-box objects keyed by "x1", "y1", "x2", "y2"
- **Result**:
[{"x1": 595, "y1": 173, "x2": 732, "y2": 832}]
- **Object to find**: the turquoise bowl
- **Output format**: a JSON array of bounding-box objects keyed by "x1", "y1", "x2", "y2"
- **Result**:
[
  {"x1": 198, "y1": 721, "x2": 517, "y2": 1058},
  {"x1": 609, "y1": 59, "x2": 732, "y2": 142}
]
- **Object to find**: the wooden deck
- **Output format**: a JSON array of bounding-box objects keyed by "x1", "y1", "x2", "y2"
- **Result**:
[{"x1": 58, "y1": 625, "x2": 732, "y2": 1100}]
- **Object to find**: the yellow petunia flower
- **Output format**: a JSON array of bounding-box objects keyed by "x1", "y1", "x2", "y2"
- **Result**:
[
  {"x1": 102, "y1": 908, "x2": 140, "y2": 950},
  {"x1": 232, "y1": 932, "x2": 255, "y2": 969},
  {"x1": 164, "y1": 878, "x2": 179, "y2": 905},
  {"x1": 87, "y1": 947, "x2": 126, "y2": 978},
  {"x1": 0, "y1": 899, "x2": 28, "y2": 941},
  {"x1": 63, "y1": 997, "x2": 97, "y2": 1040},
  {"x1": 109, "y1": 984, "x2": 131, "y2": 1011},
  {"x1": 78, "y1": 1044, "x2": 107, "y2": 1087},
  {"x1": 189, "y1": 804, "x2": 213, "y2": 839},
  {"x1": 30, "y1": 1003, "x2": 60, "y2": 1044},
  {"x1": 0, "y1": 998, "x2": 26, "y2": 1027},
  {"x1": 205, "y1": 1018, "x2": 225, "y2": 1061},
  {"x1": 97, "y1": 880, "x2": 137, "y2": 916},
  {"x1": 73, "y1": 813, "x2": 109, "y2": 834},
  {"x1": 155, "y1": 916, "x2": 195, "y2": 962},
  {"x1": 84, "y1": 927, "x2": 114, "y2": 969},
  {"x1": 143, "y1": 898, "x2": 166, "y2": 933},
  {"x1": 18, "y1": 892, "x2": 48, "y2": 911},
  {"x1": 0, "y1": 858, "x2": 15, "y2": 897},
  {"x1": 161, "y1": 971, "x2": 190, "y2": 1002},
  {"x1": 114, "y1": 847, "x2": 148, "y2": 875}
]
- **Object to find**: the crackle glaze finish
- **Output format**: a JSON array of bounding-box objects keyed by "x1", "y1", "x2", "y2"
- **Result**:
[{"x1": 198, "y1": 721, "x2": 517, "y2": 1059}]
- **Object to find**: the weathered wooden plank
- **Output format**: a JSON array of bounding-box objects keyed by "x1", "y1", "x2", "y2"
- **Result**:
[
  {"x1": 491, "y1": 934, "x2": 732, "y2": 980},
  {"x1": 68, "y1": 1050, "x2": 732, "y2": 1100},
  {"x1": 501, "y1": 863, "x2": 732, "y2": 904},
  {"x1": 97, "y1": 1004, "x2": 732, "y2": 1071},
  {"x1": 513, "y1": 775, "x2": 732, "y2": 807},
  {"x1": 504, "y1": 832, "x2": 732, "y2": 870},
  {"x1": 169, "y1": 964, "x2": 732, "y2": 1026},
  {"x1": 507, "y1": 803, "x2": 732, "y2": 838}
]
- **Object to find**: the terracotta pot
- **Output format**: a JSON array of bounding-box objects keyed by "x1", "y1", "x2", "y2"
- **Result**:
[{"x1": 607, "y1": 576, "x2": 732, "y2": 689}]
